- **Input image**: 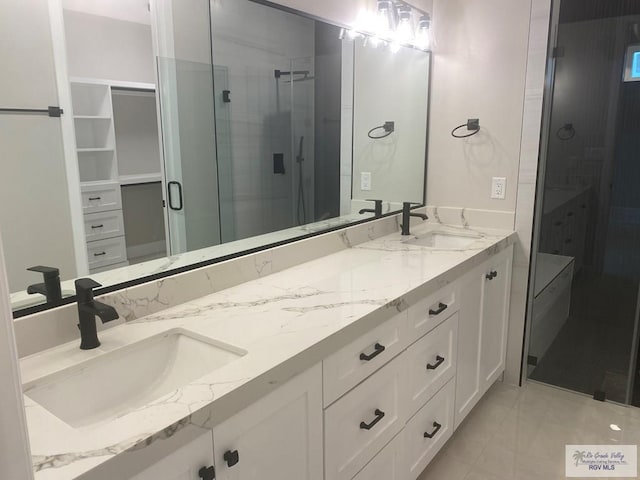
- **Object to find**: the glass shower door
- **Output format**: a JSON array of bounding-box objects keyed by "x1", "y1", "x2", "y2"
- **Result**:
[
  {"x1": 157, "y1": 57, "x2": 222, "y2": 254},
  {"x1": 527, "y1": 2, "x2": 640, "y2": 405}
]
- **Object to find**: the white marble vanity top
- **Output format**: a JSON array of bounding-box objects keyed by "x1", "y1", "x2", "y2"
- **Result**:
[{"x1": 20, "y1": 222, "x2": 516, "y2": 479}]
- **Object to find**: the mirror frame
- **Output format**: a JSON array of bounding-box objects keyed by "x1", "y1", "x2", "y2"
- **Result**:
[{"x1": 12, "y1": 0, "x2": 431, "y2": 319}]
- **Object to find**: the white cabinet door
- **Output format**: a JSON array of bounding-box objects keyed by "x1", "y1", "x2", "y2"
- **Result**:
[
  {"x1": 129, "y1": 431, "x2": 214, "y2": 480},
  {"x1": 212, "y1": 364, "x2": 323, "y2": 480},
  {"x1": 479, "y1": 245, "x2": 513, "y2": 389},
  {"x1": 454, "y1": 264, "x2": 483, "y2": 429}
]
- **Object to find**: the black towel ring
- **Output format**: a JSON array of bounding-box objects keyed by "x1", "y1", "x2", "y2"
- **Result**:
[
  {"x1": 451, "y1": 118, "x2": 480, "y2": 138},
  {"x1": 368, "y1": 121, "x2": 395, "y2": 139},
  {"x1": 556, "y1": 123, "x2": 575, "y2": 141}
]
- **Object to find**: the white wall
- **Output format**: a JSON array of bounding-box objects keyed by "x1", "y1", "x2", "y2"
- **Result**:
[
  {"x1": 352, "y1": 42, "x2": 429, "y2": 204},
  {"x1": 0, "y1": 0, "x2": 78, "y2": 293},
  {"x1": 427, "y1": 0, "x2": 533, "y2": 214},
  {"x1": 63, "y1": 9, "x2": 155, "y2": 83}
]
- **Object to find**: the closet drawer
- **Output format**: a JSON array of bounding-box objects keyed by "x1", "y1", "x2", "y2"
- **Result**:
[
  {"x1": 406, "y1": 314, "x2": 458, "y2": 417},
  {"x1": 324, "y1": 355, "x2": 406, "y2": 480},
  {"x1": 81, "y1": 183, "x2": 121, "y2": 214},
  {"x1": 84, "y1": 210, "x2": 124, "y2": 242},
  {"x1": 352, "y1": 433, "x2": 404, "y2": 480},
  {"x1": 404, "y1": 379, "x2": 455, "y2": 479},
  {"x1": 87, "y1": 236, "x2": 126, "y2": 269},
  {"x1": 407, "y1": 282, "x2": 459, "y2": 343},
  {"x1": 323, "y1": 312, "x2": 407, "y2": 407}
]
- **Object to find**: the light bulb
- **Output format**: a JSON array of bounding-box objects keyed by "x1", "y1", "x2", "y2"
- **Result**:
[
  {"x1": 395, "y1": 5, "x2": 414, "y2": 44},
  {"x1": 415, "y1": 14, "x2": 431, "y2": 50},
  {"x1": 389, "y1": 41, "x2": 402, "y2": 53},
  {"x1": 376, "y1": 0, "x2": 396, "y2": 38}
]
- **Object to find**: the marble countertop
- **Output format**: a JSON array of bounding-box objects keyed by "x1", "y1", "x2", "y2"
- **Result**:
[{"x1": 20, "y1": 222, "x2": 516, "y2": 479}]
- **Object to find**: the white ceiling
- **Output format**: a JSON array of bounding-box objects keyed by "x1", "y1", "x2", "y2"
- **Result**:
[{"x1": 62, "y1": 0, "x2": 151, "y2": 25}]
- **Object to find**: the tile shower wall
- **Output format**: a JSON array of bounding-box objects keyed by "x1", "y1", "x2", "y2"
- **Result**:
[{"x1": 211, "y1": 1, "x2": 315, "y2": 240}]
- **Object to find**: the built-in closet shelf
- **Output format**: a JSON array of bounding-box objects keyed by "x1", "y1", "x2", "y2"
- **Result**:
[
  {"x1": 119, "y1": 173, "x2": 163, "y2": 185},
  {"x1": 77, "y1": 147, "x2": 115, "y2": 153},
  {"x1": 74, "y1": 115, "x2": 112, "y2": 120}
]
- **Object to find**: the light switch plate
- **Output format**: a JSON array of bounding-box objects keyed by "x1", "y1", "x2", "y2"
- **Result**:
[
  {"x1": 361, "y1": 172, "x2": 372, "y2": 191},
  {"x1": 491, "y1": 177, "x2": 506, "y2": 199}
]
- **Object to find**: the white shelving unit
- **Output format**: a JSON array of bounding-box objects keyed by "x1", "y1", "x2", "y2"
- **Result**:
[
  {"x1": 69, "y1": 77, "x2": 164, "y2": 273},
  {"x1": 70, "y1": 78, "x2": 127, "y2": 273}
]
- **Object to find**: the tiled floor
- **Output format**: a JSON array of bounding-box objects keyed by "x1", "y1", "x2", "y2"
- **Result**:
[{"x1": 418, "y1": 381, "x2": 640, "y2": 480}]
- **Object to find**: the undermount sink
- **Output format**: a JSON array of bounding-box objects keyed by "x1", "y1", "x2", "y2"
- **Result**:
[
  {"x1": 406, "y1": 231, "x2": 482, "y2": 249},
  {"x1": 24, "y1": 329, "x2": 246, "y2": 428}
]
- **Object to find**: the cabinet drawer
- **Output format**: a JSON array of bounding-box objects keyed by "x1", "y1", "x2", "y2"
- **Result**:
[
  {"x1": 323, "y1": 312, "x2": 407, "y2": 407},
  {"x1": 84, "y1": 210, "x2": 124, "y2": 242},
  {"x1": 324, "y1": 355, "x2": 406, "y2": 480},
  {"x1": 407, "y1": 282, "x2": 459, "y2": 343},
  {"x1": 81, "y1": 182, "x2": 121, "y2": 214},
  {"x1": 352, "y1": 433, "x2": 404, "y2": 480},
  {"x1": 404, "y1": 379, "x2": 455, "y2": 479},
  {"x1": 406, "y1": 314, "x2": 458, "y2": 417},
  {"x1": 87, "y1": 236, "x2": 126, "y2": 269}
]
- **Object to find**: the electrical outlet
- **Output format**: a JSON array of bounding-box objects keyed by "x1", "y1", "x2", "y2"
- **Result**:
[
  {"x1": 491, "y1": 177, "x2": 506, "y2": 199},
  {"x1": 361, "y1": 172, "x2": 372, "y2": 191}
]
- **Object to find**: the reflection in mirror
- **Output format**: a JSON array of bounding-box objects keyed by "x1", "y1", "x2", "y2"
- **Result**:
[{"x1": 3, "y1": 0, "x2": 430, "y2": 314}]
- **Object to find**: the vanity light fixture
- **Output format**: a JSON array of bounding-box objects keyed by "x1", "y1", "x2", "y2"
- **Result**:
[{"x1": 344, "y1": 1, "x2": 432, "y2": 52}]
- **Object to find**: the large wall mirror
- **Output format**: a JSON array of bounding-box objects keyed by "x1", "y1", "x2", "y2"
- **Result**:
[{"x1": 4, "y1": 0, "x2": 430, "y2": 315}]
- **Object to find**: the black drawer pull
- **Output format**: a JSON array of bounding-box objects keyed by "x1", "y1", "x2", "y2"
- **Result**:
[
  {"x1": 93, "y1": 252, "x2": 106, "y2": 257},
  {"x1": 554, "y1": 221, "x2": 563, "y2": 226},
  {"x1": 360, "y1": 343, "x2": 385, "y2": 361},
  {"x1": 224, "y1": 449, "x2": 239, "y2": 468},
  {"x1": 428, "y1": 302, "x2": 448, "y2": 316},
  {"x1": 198, "y1": 465, "x2": 215, "y2": 480},
  {"x1": 88, "y1": 196, "x2": 101, "y2": 201},
  {"x1": 424, "y1": 421, "x2": 442, "y2": 439},
  {"x1": 565, "y1": 238, "x2": 572, "y2": 244},
  {"x1": 91, "y1": 224, "x2": 104, "y2": 229},
  {"x1": 485, "y1": 270, "x2": 497, "y2": 280},
  {"x1": 427, "y1": 355, "x2": 445, "y2": 370},
  {"x1": 360, "y1": 409, "x2": 385, "y2": 430},
  {"x1": 567, "y1": 211, "x2": 574, "y2": 217}
]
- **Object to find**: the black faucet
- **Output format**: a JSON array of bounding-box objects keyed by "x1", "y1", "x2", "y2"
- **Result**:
[
  {"x1": 27, "y1": 266, "x2": 63, "y2": 303},
  {"x1": 359, "y1": 199, "x2": 383, "y2": 216},
  {"x1": 401, "y1": 202, "x2": 428, "y2": 236},
  {"x1": 75, "y1": 278, "x2": 119, "y2": 350}
]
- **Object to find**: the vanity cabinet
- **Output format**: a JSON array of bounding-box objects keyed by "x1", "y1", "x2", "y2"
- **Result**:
[
  {"x1": 455, "y1": 245, "x2": 513, "y2": 428},
  {"x1": 212, "y1": 363, "x2": 324, "y2": 480}
]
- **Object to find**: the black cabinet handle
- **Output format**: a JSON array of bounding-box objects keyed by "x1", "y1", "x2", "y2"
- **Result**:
[
  {"x1": 167, "y1": 181, "x2": 183, "y2": 211},
  {"x1": 91, "y1": 224, "x2": 104, "y2": 229},
  {"x1": 565, "y1": 238, "x2": 572, "y2": 244},
  {"x1": 360, "y1": 409, "x2": 385, "y2": 430},
  {"x1": 88, "y1": 196, "x2": 101, "y2": 201},
  {"x1": 424, "y1": 421, "x2": 442, "y2": 439},
  {"x1": 93, "y1": 252, "x2": 106, "y2": 257},
  {"x1": 554, "y1": 221, "x2": 563, "y2": 226},
  {"x1": 428, "y1": 302, "x2": 448, "y2": 316},
  {"x1": 198, "y1": 465, "x2": 215, "y2": 480},
  {"x1": 485, "y1": 271, "x2": 497, "y2": 280},
  {"x1": 581, "y1": 204, "x2": 587, "y2": 209},
  {"x1": 359, "y1": 343, "x2": 385, "y2": 361},
  {"x1": 427, "y1": 355, "x2": 445, "y2": 370},
  {"x1": 224, "y1": 449, "x2": 239, "y2": 468},
  {"x1": 567, "y1": 211, "x2": 574, "y2": 217}
]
